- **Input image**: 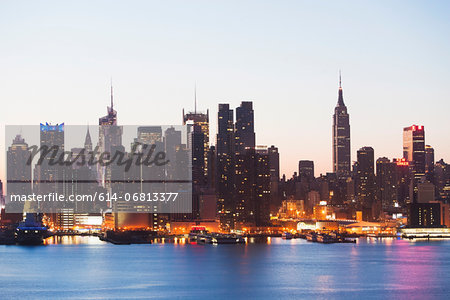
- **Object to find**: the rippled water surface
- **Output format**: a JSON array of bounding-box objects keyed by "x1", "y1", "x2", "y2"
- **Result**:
[{"x1": 1, "y1": 236, "x2": 449, "y2": 299}]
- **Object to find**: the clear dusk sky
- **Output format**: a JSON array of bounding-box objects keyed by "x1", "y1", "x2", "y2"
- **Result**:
[{"x1": 1, "y1": 0, "x2": 450, "y2": 182}]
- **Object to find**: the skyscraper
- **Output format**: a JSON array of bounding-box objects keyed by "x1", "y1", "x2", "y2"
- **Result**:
[
  {"x1": 84, "y1": 126, "x2": 93, "y2": 153},
  {"x1": 164, "y1": 126, "x2": 182, "y2": 180},
  {"x1": 216, "y1": 104, "x2": 234, "y2": 230},
  {"x1": 332, "y1": 74, "x2": 351, "y2": 179},
  {"x1": 234, "y1": 146, "x2": 271, "y2": 227},
  {"x1": 268, "y1": 146, "x2": 280, "y2": 211},
  {"x1": 183, "y1": 98, "x2": 210, "y2": 182},
  {"x1": 355, "y1": 147, "x2": 376, "y2": 220},
  {"x1": 235, "y1": 101, "x2": 255, "y2": 155},
  {"x1": 38, "y1": 123, "x2": 67, "y2": 227},
  {"x1": 253, "y1": 147, "x2": 271, "y2": 226},
  {"x1": 38, "y1": 123, "x2": 65, "y2": 193},
  {"x1": 425, "y1": 145, "x2": 435, "y2": 182},
  {"x1": 376, "y1": 157, "x2": 398, "y2": 210},
  {"x1": 98, "y1": 86, "x2": 122, "y2": 190},
  {"x1": 403, "y1": 125, "x2": 425, "y2": 202},
  {"x1": 299, "y1": 160, "x2": 315, "y2": 183},
  {"x1": 183, "y1": 94, "x2": 211, "y2": 222},
  {"x1": 6, "y1": 135, "x2": 32, "y2": 222},
  {"x1": 99, "y1": 84, "x2": 117, "y2": 126},
  {"x1": 394, "y1": 158, "x2": 411, "y2": 206},
  {"x1": 435, "y1": 159, "x2": 450, "y2": 202}
]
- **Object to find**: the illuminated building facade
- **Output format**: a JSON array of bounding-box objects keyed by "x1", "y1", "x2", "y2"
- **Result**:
[
  {"x1": 136, "y1": 126, "x2": 162, "y2": 145},
  {"x1": 183, "y1": 108, "x2": 209, "y2": 183},
  {"x1": 234, "y1": 146, "x2": 271, "y2": 228},
  {"x1": 183, "y1": 107, "x2": 210, "y2": 221},
  {"x1": 409, "y1": 202, "x2": 441, "y2": 227},
  {"x1": 394, "y1": 158, "x2": 411, "y2": 205},
  {"x1": 403, "y1": 124, "x2": 425, "y2": 202}
]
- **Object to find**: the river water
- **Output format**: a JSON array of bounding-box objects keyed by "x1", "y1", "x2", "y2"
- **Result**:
[{"x1": 0, "y1": 236, "x2": 449, "y2": 299}]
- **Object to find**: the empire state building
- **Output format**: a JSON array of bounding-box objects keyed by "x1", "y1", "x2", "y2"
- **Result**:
[{"x1": 332, "y1": 74, "x2": 351, "y2": 179}]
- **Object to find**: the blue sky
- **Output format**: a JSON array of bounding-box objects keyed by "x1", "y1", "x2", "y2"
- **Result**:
[{"x1": 1, "y1": 0, "x2": 450, "y2": 180}]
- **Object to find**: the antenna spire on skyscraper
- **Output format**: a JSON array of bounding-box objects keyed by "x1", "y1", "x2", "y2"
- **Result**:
[
  {"x1": 194, "y1": 83, "x2": 197, "y2": 114},
  {"x1": 339, "y1": 70, "x2": 342, "y2": 88},
  {"x1": 110, "y1": 78, "x2": 114, "y2": 111},
  {"x1": 337, "y1": 70, "x2": 345, "y2": 106}
]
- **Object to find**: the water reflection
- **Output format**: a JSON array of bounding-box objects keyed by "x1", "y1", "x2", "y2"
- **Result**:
[
  {"x1": 44, "y1": 235, "x2": 105, "y2": 245},
  {"x1": 1, "y1": 237, "x2": 448, "y2": 299}
]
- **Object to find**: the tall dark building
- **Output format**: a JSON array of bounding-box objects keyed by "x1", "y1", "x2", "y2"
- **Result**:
[
  {"x1": 37, "y1": 123, "x2": 67, "y2": 226},
  {"x1": 164, "y1": 126, "x2": 182, "y2": 180},
  {"x1": 99, "y1": 84, "x2": 117, "y2": 126},
  {"x1": 425, "y1": 145, "x2": 435, "y2": 182},
  {"x1": 323, "y1": 172, "x2": 341, "y2": 205},
  {"x1": 0, "y1": 180, "x2": 3, "y2": 208},
  {"x1": 183, "y1": 107, "x2": 209, "y2": 182},
  {"x1": 355, "y1": 147, "x2": 376, "y2": 220},
  {"x1": 6, "y1": 135, "x2": 32, "y2": 222},
  {"x1": 297, "y1": 160, "x2": 315, "y2": 202},
  {"x1": 268, "y1": 146, "x2": 280, "y2": 212},
  {"x1": 207, "y1": 146, "x2": 217, "y2": 190},
  {"x1": 376, "y1": 157, "x2": 398, "y2": 210},
  {"x1": 183, "y1": 104, "x2": 210, "y2": 222},
  {"x1": 235, "y1": 101, "x2": 255, "y2": 155},
  {"x1": 38, "y1": 123, "x2": 65, "y2": 192},
  {"x1": 394, "y1": 158, "x2": 411, "y2": 206},
  {"x1": 299, "y1": 160, "x2": 315, "y2": 183},
  {"x1": 403, "y1": 125, "x2": 425, "y2": 202},
  {"x1": 253, "y1": 147, "x2": 271, "y2": 226},
  {"x1": 98, "y1": 86, "x2": 122, "y2": 190},
  {"x1": 332, "y1": 74, "x2": 351, "y2": 179},
  {"x1": 216, "y1": 104, "x2": 234, "y2": 230},
  {"x1": 234, "y1": 147, "x2": 271, "y2": 227},
  {"x1": 435, "y1": 159, "x2": 450, "y2": 202},
  {"x1": 409, "y1": 203, "x2": 441, "y2": 227}
]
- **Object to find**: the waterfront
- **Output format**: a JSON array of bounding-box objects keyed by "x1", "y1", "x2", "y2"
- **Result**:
[{"x1": 1, "y1": 237, "x2": 449, "y2": 299}]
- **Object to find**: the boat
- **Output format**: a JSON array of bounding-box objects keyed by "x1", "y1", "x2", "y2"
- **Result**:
[
  {"x1": 306, "y1": 232, "x2": 317, "y2": 242},
  {"x1": 316, "y1": 233, "x2": 335, "y2": 244},
  {"x1": 100, "y1": 230, "x2": 156, "y2": 244},
  {"x1": 188, "y1": 226, "x2": 245, "y2": 244},
  {"x1": 15, "y1": 213, "x2": 48, "y2": 245},
  {"x1": 341, "y1": 238, "x2": 357, "y2": 243},
  {"x1": 188, "y1": 226, "x2": 209, "y2": 243},
  {"x1": 210, "y1": 233, "x2": 245, "y2": 244},
  {"x1": 282, "y1": 232, "x2": 293, "y2": 239}
]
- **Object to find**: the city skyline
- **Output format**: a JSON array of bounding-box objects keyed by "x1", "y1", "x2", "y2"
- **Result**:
[
  {"x1": 2, "y1": 2, "x2": 450, "y2": 299},
  {"x1": 1, "y1": 1, "x2": 450, "y2": 180},
  {"x1": 1, "y1": 75, "x2": 448, "y2": 182}
]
